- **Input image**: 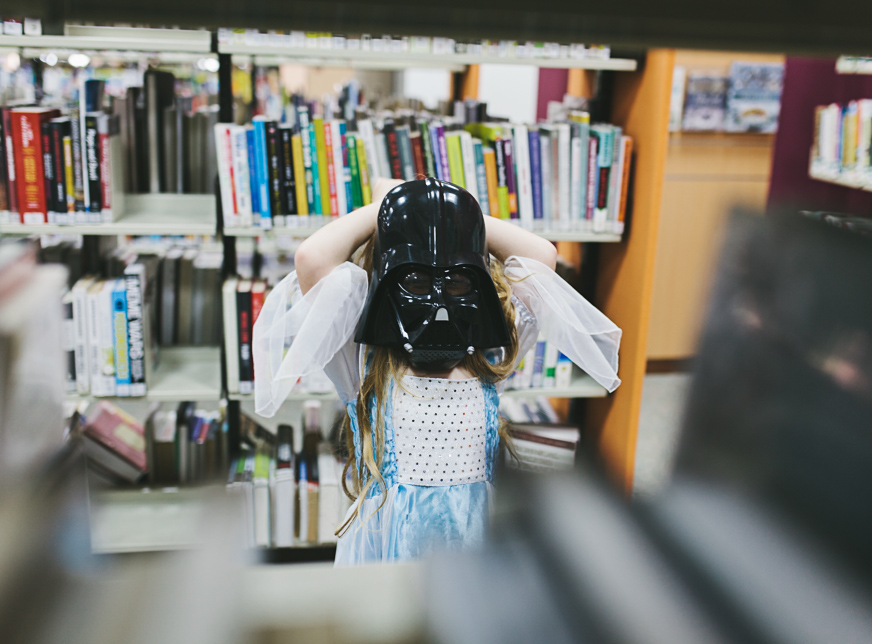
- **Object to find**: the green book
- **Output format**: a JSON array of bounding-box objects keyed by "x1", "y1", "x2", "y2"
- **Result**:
[
  {"x1": 465, "y1": 122, "x2": 505, "y2": 145},
  {"x1": 445, "y1": 133, "x2": 465, "y2": 188},
  {"x1": 307, "y1": 124, "x2": 322, "y2": 215},
  {"x1": 420, "y1": 122, "x2": 437, "y2": 178},
  {"x1": 313, "y1": 116, "x2": 331, "y2": 216},
  {"x1": 346, "y1": 133, "x2": 364, "y2": 210}
]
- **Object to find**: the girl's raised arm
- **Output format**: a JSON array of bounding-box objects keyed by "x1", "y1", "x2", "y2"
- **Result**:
[
  {"x1": 484, "y1": 216, "x2": 558, "y2": 270},
  {"x1": 295, "y1": 179, "x2": 403, "y2": 294}
]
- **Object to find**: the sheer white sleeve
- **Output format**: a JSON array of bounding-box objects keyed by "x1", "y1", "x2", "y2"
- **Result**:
[
  {"x1": 253, "y1": 262, "x2": 368, "y2": 417},
  {"x1": 505, "y1": 255, "x2": 622, "y2": 393}
]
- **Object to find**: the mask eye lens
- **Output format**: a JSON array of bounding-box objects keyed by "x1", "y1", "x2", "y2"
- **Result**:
[
  {"x1": 445, "y1": 271, "x2": 473, "y2": 296},
  {"x1": 400, "y1": 271, "x2": 431, "y2": 295}
]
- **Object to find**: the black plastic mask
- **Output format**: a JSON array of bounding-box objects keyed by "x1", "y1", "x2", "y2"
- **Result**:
[{"x1": 354, "y1": 179, "x2": 511, "y2": 371}]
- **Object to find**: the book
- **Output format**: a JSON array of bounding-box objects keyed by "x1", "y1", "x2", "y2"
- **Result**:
[
  {"x1": 502, "y1": 137, "x2": 518, "y2": 219},
  {"x1": 214, "y1": 123, "x2": 238, "y2": 227},
  {"x1": 313, "y1": 116, "x2": 331, "y2": 216},
  {"x1": 616, "y1": 136, "x2": 633, "y2": 234},
  {"x1": 445, "y1": 133, "x2": 465, "y2": 188},
  {"x1": 724, "y1": 61, "x2": 784, "y2": 134},
  {"x1": 395, "y1": 124, "x2": 415, "y2": 181},
  {"x1": 494, "y1": 139, "x2": 511, "y2": 219},
  {"x1": 252, "y1": 117, "x2": 272, "y2": 228},
  {"x1": 231, "y1": 126, "x2": 253, "y2": 227},
  {"x1": 40, "y1": 121, "x2": 55, "y2": 222},
  {"x1": 512, "y1": 124, "x2": 534, "y2": 228},
  {"x1": 682, "y1": 73, "x2": 728, "y2": 132},
  {"x1": 383, "y1": 119, "x2": 403, "y2": 180},
  {"x1": 347, "y1": 133, "x2": 363, "y2": 210},
  {"x1": 11, "y1": 107, "x2": 59, "y2": 223},
  {"x1": 459, "y1": 131, "x2": 479, "y2": 202},
  {"x1": 1, "y1": 107, "x2": 19, "y2": 217},
  {"x1": 279, "y1": 126, "x2": 297, "y2": 221},
  {"x1": 322, "y1": 118, "x2": 339, "y2": 217},
  {"x1": 410, "y1": 131, "x2": 426, "y2": 178},
  {"x1": 482, "y1": 146, "x2": 500, "y2": 217},
  {"x1": 356, "y1": 136, "x2": 372, "y2": 205},
  {"x1": 237, "y1": 279, "x2": 254, "y2": 395},
  {"x1": 124, "y1": 263, "x2": 147, "y2": 397},
  {"x1": 222, "y1": 276, "x2": 240, "y2": 394},
  {"x1": 72, "y1": 276, "x2": 96, "y2": 395},
  {"x1": 266, "y1": 121, "x2": 282, "y2": 226},
  {"x1": 291, "y1": 132, "x2": 308, "y2": 218},
  {"x1": 472, "y1": 139, "x2": 490, "y2": 214},
  {"x1": 528, "y1": 127, "x2": 544, "y2": 226},
  {"x1": 82, "y1": 401, "x2": 148, "y2": 482},
  {"x1": 272, "y1": 424, "x2": 296, "y2": 547}
]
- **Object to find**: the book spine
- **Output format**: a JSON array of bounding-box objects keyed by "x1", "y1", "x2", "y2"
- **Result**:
[
  {"x1": 482, "y1": 147, "x2": 500, "y2": 217},
  {"x1": 214, "y1": 124, "x2": 238, "y2": 227},
  {"x1": 0, "y1": 110, "x2": 9, "y2": 217},
  {"x1": 222, "y1": 280, "x2": 240, "y2": 395},
  {"x1": 87, "y1": 285, "x2": 103, "y2": 396},
  {"x1": 253, "y1": 119, "x2": 272, "y2": 228},
  {"x1": 308, "y1": 124, "x2": 322, "y2": 215},
  {"x1": 616, "y1": 136, "x2": 633, "y2": 234},
  {"x1": 459, "y1": 132, "x2": 478, "y2": 202},
  {"x1": 502, "y1": 138, "x2": 518, "y2": 219},
  {"x1": 429, "y1": 123, "x2": 444, "y2": 180},
  {"x1": 98, "y1": 115, "x2": 111, "y2": 221},
  {"x1": 420, "y1": 124, "x2": 437, "y2": 178},
  {"x1": 540, "y1": 133, "x2": 554, "y2": 225},
  {"x1": 246, "y1": 129, "x2": 259, "y2": 217},
  {"x1": 356, "y1": 119, "x2": 381, "y2": 191},
  {"x1": 63, "y1": 136, "x2": 75, "y2": 215},
  {"x1": 336, "y1": 121, "x2": 351, "y2": 216},
  {"x1": 266, "y1": 121, "x2": 282, "y2": 226},
  {"x1": 41, "y1": 121, "x2": 55, "y2": 223},
  {"x1": 594, "y1": 127, "x2": 613, "y2": 232},
  {"x1": 98, "y1": 282, "x2": 116, "y2": 395},
  {"x1": 280, "y1": 127, "x2": 297, "y2": 220},
  {"x1": 374, "y1": 133, "x2": 390, "y2": 187},
  {"x1": 322, "y1": 119, "x2": 339, "y2": 217},
  {"x1": 575, "y1": 119, "x2": 590, "y2": 224},
  {"x1": 70, "y1": 104, "x2": 86, "y2": 218},
  {"x1": 61, "y1": 293, "x2": 76, "y2": 393},
  {"x1": 50, "y1": 122, "x2": 67, "y2": 224},
  {"x1": 113, "y1": 279, "x2": 131, "y2": 397},
  {"x1": 355, "y1": 136, "x2": 372, "y2": 205},
  {"x1": 437, "y1": 125, "x2": 450, "y2": 184},
  {"x1": 2, "y1": 109, "x2": 18, "y2": 215},
  {"x1": 85, "y1": 113, "x2": 102, "y2": 216},
  {"x1": 445, "y1": 134, "x2": 465, "y2": 187},
  {"x1": 396, "y1": 127, "x2": 415, "y2": 181},
  {"x1": 313, "y1": 117, "x2": 331, "y2": 216},
  {"x1": 12, "y1": 110, "x2": 48, "y2": 223},
  {"x1": 513, "y1": 125, "x2": 533, "y2": 228},
  {"x1": 383, "y1": 120, "x2": 403, "y2": 180},
  {"x1": 606, "y1": 127, "x2": 623, "y2": 230},
  {"x1": 494, "y1": 140, "x2": 510, "y2": 219},
  {"x1": 237, "y1": 288, "x2": 254, "y2": 394},
  {"x1": 531, "y1": 339, "x2": 546, "y2": 388},
  {"x1": 555, "y1": 352, "x2": 573, "y2": 389},
  {"x1": 291, "y1": 134, "x2": 308, "y2": 217},
  {"x1": 231, "y1": 127, "x2": 253, "y2": 227},
  {"x1": 473, "y1": 140, "x2": 490, "y2": 212},
  {"x1": 528, "y1": 129, "x2": 543, "y2": 224},
  {"x1": 543, "y1": 341, "x2": 559, "y2": 389},
  {"x1": 72, "y1": 284, "x2": 91, "y2": 395},
  {"x1": 410, "y1": 133, "x2": 426, "y2": 178},
  {"x1": 347, "y1": 133, "x2": 363, "y2": 210},
  {"x1": 585, "y1": 135, "x2": 599, "y2": 228},
  {"x1": 125, "y1": 268, "x2": 146, "y2": 397}
]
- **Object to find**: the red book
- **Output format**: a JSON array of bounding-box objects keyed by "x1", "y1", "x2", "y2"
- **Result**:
[
  {"x1": 11, "y1": 107, "x2": 59, "y2": 223},
  {"x1": 383, "y1": 120, "x2": 403, "y2": 180},
  {"x1": 410, "y1": 132, "x2": 426, "y2": 178},
  {"x1": 82, "y1": 401, "x2": 148, "y2": 481},
  {"x1": 251, "y1": 278, "x2": 266, "y2": 327},
  {"x1": 98, "y1": 114, "x2": 111, "y2": 215}
]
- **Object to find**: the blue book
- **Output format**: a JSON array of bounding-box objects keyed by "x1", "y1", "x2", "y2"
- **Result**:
[
  {"x1": 308, "y1": 124, "x2": 322, "y2": 215},
  {"x1": 531, "y1": 339, "x2": 547, "y2": 389},
  {"x1": 472, "y1": 139, "x2": 490, "y2": 209},
  {"x1": 246, "y1": 129, "x2": 259, "y2": 216},
  {"x1": 339, "y1": 121, "x2": 353, "y2": 213},
  {"x1": 252, "y1": 117, "x2": 272, "y2": 228},
  {"x1": 528, "y1": 129, "x2": 543, "y2": 222},
  {"x1": 111, "y1": 278, "x2": 131, "y2": 397}
]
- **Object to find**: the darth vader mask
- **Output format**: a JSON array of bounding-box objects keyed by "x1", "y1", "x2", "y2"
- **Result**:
[{"x1": 354, "y1": 179, "x2": 511, "y2": 371}]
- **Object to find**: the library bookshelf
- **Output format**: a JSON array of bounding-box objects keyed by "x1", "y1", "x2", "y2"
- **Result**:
[{"x1": 4, "y1": 25, "x2": 671, "y2": 548}]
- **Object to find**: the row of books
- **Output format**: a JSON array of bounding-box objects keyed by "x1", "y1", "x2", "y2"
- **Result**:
[
  {"x1": 505, "y1": 336, "x2": 576, "y2": 391},
  {"x1": 669, "y1": 62, "x2": 784, "y2": 133},
  {"x1": 217, "y1": 106, "x2": 633, "y2": 235},
  {"x1": 216, "y1": 28, "x2": 610, "y2": 60},
  {"x1": 811, "y1": 100, "x2": 872, "y2": 176},
  {"x1": 0, "y1": 93, "x2": 122, "y2": 224},
  {"x1": 77, "y1": 400, "x2": 229, "y2": 484},
  {"x1": 230, "y1": 403, "x2": 350, "y2": 548},
  {"x1": 60, "y1": 242, "x2": 223, "y2": 397}
]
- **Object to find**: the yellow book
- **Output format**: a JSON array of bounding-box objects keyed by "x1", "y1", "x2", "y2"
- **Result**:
[
  {"x1": 465, "y1": 122, "x2": 505, "y2": 145},
  {"x1": 63, "y1": 135, "x2": 75, "y2": 212},
  {"x1": 356, "y1": 137, "x2": 372, "y2": 205},
  {"x1": 844, "y1": 108, "x2": 858, "y2": 168},
  {"x1": 445, "y1": 133, "x2": 465, "y2": 188},
  {"x1": 291, "y1": 134, "x2": 308, "y2": 216},
  {"x1": 313, "y1": 117, "x2": 331, "y2": 216},
  {"x1": 482, "y1": 147, "x2": 500, "y2": 217}
]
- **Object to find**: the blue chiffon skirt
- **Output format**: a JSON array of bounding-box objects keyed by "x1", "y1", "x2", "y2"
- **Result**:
[{"x1": 334, "y1": 481, "x2": 491, "y2": 565}]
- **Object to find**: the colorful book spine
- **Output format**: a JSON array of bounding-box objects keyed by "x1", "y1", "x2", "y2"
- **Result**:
[
  {"x1": 502, "y1": 138, "x2": 518, "y2": 219},
  {"x1": 528, "y1": 128, "x2": 543, "y2": 225},
  {"x1": 436, "y1": 124, "x2": 450, "y2": 183},
  {"x1": 252, "y1": 118, "x2": 272, "y2": 229},
  {"x1": 1, "y1": 108, "x2": 17, "y2": 216},
  {"x1": 383, "y1": 119, "x2": 403, "y2": 180},
  {"x1": 338, "y1": 121, "x2": 353, "y2": 215},
  {"x1": 291, "y1": 133, "x2": 308, "y2": 217},
  {"x1": 420, "y1": 124, "x2": 437, "y2": 178},
  {"x1": 50, "y1": 119, "x2": 68, "y2": 224},
  {"x1": 63, "y1": 136, "x2": 74, "y2": 215},
  {"x1": 445, "y1": 134, "x2": 465, "y2": 188},
  {"x1": 459, "y1": 131, "x2": 479, "y2": 202},
  {"x1": 347, "y1": 133, "x2": 363, "y2": 210},
  {"x1": 494, "y1": 140, "x2": 511, "y2": 219},
  {"x1": 41, "y1": 121, "x2": 55, "y2": 222},
  {"x1": 84, "y1": 113, "x2": 102, "y2": 217},
  {"x1": 593, "y1": 125, "x2": 614, "y2": 232},
  {"x1": 355, "y1": 136, "x2": 372, "y2": 205},
  {"x1": 313, "y1": 116, "x2": 331, "y2": 216},
  {"x1": 112, "y1": 278, "x2": 131, "y2": 397},
  {"x1": 531, "y1": 339, "x2": 546, "y2": 388},
  {"x1": 395, "y1": 125, "x2": 415, "y2": 181},
  {"x1": 308, "y1": 123, "x2": 322, "y2": 216},
  {"x1": 616, "y1": 136, "x2": 633, "y2": 234},
  {"x1": 585, "y1": 135, "x2": 599, "y2": 229},
  {"x1": 246, "y1": 128, "x2": 260, "y2": 217},
  {"x1": 356, "y1": 118, "x2": 381, "y2": 190},
  {"x1": 429, "y1": 122, "x2": 445, "y2": 180},
  {"x1": 482, "y1": 146, "x2": 500, "y2": 217},
  {"x1": 124, "y1": 266, "x2": 146, "y2": 397},
  {"x1": 214, "y1": 124, "x2": 238, "y2": 227},
  {"x1": 472, "y1": 139, "x2": 490, "y2": 212},
  {"x1": 410, "y1": 132, "x2": 425, "y2": 178},
  {"x1": 322, "y1": 119, "x2": 339, "y2": 217},
  {"x1": 232, "y1": 127, "x2": 253, "y2": 227}
]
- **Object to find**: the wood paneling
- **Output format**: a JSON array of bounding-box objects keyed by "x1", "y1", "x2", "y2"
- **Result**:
[{"x1": 587, "y1": 49, "x2": 675, "y2": 494}]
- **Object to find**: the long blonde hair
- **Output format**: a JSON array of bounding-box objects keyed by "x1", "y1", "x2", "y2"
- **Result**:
[{"x1": 337, "y1": 236, "x2": 519, "y2": 528}]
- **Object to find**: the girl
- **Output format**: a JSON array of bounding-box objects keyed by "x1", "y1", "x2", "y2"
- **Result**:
[{"x1": 254, "y1": 178, "x2": 621, "y2": 565}]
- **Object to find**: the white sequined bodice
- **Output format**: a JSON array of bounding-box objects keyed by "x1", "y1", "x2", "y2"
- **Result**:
[{"x1": 393, "y1": 375, "x2": 488, "y2": 486}]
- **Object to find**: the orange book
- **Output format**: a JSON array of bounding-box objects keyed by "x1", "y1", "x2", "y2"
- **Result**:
[
  {"x1": 616, "y1": 136, "x2": 633, "y2": 234},
  {"x1": 11, "y1": 107, "x2": 60, "y2": 223},
  {"x1": 482, "y1": 147, "x2": 500, "y2": 217}
]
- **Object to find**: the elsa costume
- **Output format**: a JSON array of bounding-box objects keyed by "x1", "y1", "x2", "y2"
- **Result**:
[{"x1": 253, "y1": 255, "x2": 621, "y2": 565}]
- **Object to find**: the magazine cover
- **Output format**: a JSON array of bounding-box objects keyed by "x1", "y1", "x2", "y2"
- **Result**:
[
  {"x1": 725, "y1": 61, "x2": 785, "y2": 133},
  {"x1": 682, "y1": 73, "x2": 728, "y2": 131}
]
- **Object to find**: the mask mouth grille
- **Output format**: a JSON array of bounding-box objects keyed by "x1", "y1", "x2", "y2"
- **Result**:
[
  {"x1": 414, "y1": 321, "x2": 466, "y2": 350},
  {"x1": 409, "y1": 349, "x2": 466, "y2": 366}
]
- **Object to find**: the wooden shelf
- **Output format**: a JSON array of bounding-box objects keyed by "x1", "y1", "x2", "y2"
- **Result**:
[
  {"x1": 224, "y1": 221, "x2": 622, "y2": 242},
  {"x1": 229, "y1": 372, "x2": 607, "y2": 402},
  {"x1": 0, "y1": 194, "x2": 217, "y2": 237},
  {"x1": 67, "y1": 346, "x2": 222, "y2": 403},
  {"x1": 219, "y1": 43, "x2": 637, "y2": 71},
  {"x1": 809, "y1": 160, "x2": 871, "y2": 191},
  {"x1": 0, "y1": 25, "x2": 212, "y2": 53}
]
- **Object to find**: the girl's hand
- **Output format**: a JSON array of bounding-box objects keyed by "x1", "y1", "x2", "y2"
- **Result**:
[{"x1": 372, "y1": 178, "x2": 404, "y2": 206}]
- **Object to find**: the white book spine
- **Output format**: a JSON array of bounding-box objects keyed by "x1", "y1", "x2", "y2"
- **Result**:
[
  {"x1": 540, "y1": 135, "x2": 553, "y2": 227},
  {"x1": 213, "y1": 123, "x2": 239, "y2": 227},
  {"x1": 555, "y1": 353, "x2": 573, "y2": 389},
  {"x1": 569, "y1": 137, "x2": 583, "y2": 229},
  {"x1": 222, "y1": 278, "x2": 240, "y2": 395},
  {"x1": 98, "y1": 281, "x2": 116, "y2": 396},
  {"x1": 272, "y1": 469, "x2": 296, "y2": 547},
  {"x1": 374, "y1": 133, "x2": 391, "y2": 185},
  {"x1": 512, "y1": 125, "x2": 534, "y2": 229},
  {"x1": 357, "y1": 119, "x2": 382, "y2": 190},
  {"x1": 459, "y1": 131, "x2": 479, "y2": 203},
  {"x1": 254, "y1": 477, "x2": 270, "y2": 548},
  {"x1": 72, "y1": 282, "x2": 91, "y2": 395},
  {"x1": 86, "y1": 285, "x2": 103, "y2": 396},
  {"x1": 543, "y1": 341, "x2": 559, "y2": 389},
  {"x1": 231, "y1": 126, "x2": 253, "y2": 226}
]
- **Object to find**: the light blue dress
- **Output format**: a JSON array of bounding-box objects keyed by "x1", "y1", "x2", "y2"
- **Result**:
[{"x1": 252, "y1": 255, "x2": 623, "y2": 565}]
